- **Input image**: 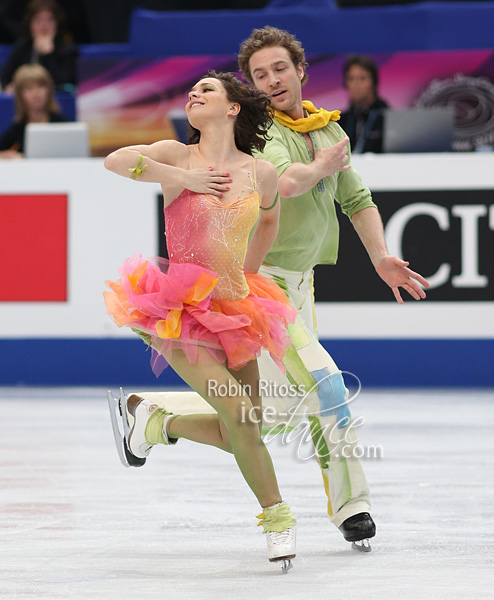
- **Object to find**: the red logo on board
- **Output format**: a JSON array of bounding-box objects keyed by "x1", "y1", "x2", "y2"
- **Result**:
[{"x1": 0, "y1": 194, "x2": 67, "y2": 301}]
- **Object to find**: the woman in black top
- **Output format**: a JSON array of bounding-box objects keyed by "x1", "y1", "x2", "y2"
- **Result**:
[
  {"x1": 0, "y1": 63, "x2": 68, "y2": 158},
  {"x1": 1, "y1": 0, "x2": 77, "y2": 92}
]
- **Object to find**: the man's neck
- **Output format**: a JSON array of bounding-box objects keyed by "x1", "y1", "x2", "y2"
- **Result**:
[{"x1": 281, "y1": 101, "x2": 305, "y2": 121}]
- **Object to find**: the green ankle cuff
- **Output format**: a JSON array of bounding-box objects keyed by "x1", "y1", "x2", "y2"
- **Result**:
[
  {"x1": 256, "y1": 502, "x2": 296, "y2": 533},
  {"x1": 144, "y1": 408, "x2": 168, "y2": 445}
]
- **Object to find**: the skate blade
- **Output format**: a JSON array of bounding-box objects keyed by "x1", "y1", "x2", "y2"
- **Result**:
[
  {"x1": 269, "y1": 554, "x2": 295, "y2": 574},
  {"x1": 107, "y1": 390, "x2": 130, "y2": 468},
  {"x1": 119, "y1": 387, "x2": 132, "y2": 439},
  {"x1": 269, "y1": 558, "x2": 294, "y2": 573},
  {"x1": 280, "y1": 559, "x2": 293, "y2": 574},
  {"x1": 118, "y1": 388, "x2": 146, "y2": 468},
  {"x1": 352, "y1": 539, "x2": 372, "y2": 552}
]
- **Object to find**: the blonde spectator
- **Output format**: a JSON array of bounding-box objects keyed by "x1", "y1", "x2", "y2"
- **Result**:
[{"x1": 0, "y1": 64, "x2": 69, "y2": 158}]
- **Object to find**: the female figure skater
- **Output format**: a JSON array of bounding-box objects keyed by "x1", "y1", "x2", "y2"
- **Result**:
[{"x1": 104, "y1": 71, "x2": 296, "y2": 572}]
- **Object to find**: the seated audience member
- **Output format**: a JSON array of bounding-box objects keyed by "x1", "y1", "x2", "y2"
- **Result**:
[
  {"x1": 1, "y1": 0, "x2": 77, "y2": 92},
  {"x1": 0, "y1": 64, "x2": 69, "y2": 158},
  {"x1": 339, "y1": 54, "x2": 389, "y2": 153}
]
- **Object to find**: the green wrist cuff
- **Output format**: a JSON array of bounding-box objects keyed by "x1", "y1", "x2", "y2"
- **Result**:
[{"x1": 128, "y1": 154, "x2": 148, "y2": 180}]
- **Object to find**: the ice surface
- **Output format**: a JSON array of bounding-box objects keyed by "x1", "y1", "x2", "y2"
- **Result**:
[{"x1": 1, "y1": 387, "x2": 493, "y2": 600}]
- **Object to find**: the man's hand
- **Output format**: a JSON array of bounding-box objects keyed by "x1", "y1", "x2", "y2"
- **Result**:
[
  {"x1": 181, "y1": 167, "x2": 231, "y2": 197},
  {"x1": 314, "y1": 137, "x2": 351, "y2": 177},
  {"x1": 375, "y1": 255, "x2": 430, "y2": 304}
]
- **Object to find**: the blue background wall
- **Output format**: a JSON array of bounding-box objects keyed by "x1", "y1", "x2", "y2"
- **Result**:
[{"x1": 0, "y1": 338, "x2": 492, "y2": 388}]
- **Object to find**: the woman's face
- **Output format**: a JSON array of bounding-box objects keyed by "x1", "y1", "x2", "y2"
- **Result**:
[
  {"x1": 185, "y1": 77, "x2": 236, "y2": 128},
  {"x1": 345, "y1": 64, "x2": 376, "y2": 107},
  {"x1": 30, "y1": 10, "x2": 57, "y2": 39},
  {"x1": 21, "y1": 80, "x2": 49, "y2": 113}
]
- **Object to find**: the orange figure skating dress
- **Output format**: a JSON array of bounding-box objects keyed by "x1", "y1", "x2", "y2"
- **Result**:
[{"x1": 104, "y1": 182, "x2": 296, "y2": 377}]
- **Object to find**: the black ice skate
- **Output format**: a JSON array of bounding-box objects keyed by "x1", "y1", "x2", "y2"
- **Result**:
[
  {"x1": 338, "y1": 512, "x2": 376, "y2": 552},
  {"x1": 107, "y1": 388, "x2": 146, "y2": 468}
]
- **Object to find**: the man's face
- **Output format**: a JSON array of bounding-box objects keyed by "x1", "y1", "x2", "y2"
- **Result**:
[
  {"x1": 248, "y1": 46, "x2": 304, "y2": 119},
  {"x1": 345, "y1": 65, "x2": 375, "y2": 107}
]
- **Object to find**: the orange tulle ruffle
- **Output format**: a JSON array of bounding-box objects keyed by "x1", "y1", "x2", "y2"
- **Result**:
[{"x1": 104, "y1": 254, "x2": 296, "y2": 377}]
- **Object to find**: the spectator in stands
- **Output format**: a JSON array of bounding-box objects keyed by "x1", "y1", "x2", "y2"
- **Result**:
[
  {"x1": 339, "y1": 55, "x2": 389, "y2": 153},
  {"x1": 0, "y1": 0, "x2": 77, "y2": 92},
  {"x1": 0, "y1": 64, "x2": 69, "y2": 158}
]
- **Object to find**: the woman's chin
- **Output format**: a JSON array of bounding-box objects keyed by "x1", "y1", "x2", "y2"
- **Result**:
[{"x1": 187, "y1": 114, "x2": 208, "y2": 130}]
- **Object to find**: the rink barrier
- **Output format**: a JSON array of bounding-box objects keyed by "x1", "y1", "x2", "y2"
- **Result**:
[
  {"x1": 1, "y1": 157, "x2": 493, "y2": 389},
  {"x1": 0, "y1": 338, "x2": 492, "y2": 388}
]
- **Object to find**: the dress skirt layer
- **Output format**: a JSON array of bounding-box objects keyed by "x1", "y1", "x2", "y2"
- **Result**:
[{"x1": 104, "y1": 254, "x2": 296, "y2": 377}]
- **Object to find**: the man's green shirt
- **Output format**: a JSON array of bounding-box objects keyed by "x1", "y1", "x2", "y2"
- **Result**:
[{"x1": 255, "y1": 118, "x2": 377, "y2": 272}]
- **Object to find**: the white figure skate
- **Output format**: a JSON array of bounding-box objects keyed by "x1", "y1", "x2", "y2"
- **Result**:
[
  {"x1": 266, "y1": 525, "x2": 296, "y2": 573},
  {"x1": 107, "y1": 388, "x2": 177, "y2": 468},
  {"x1": 258, "y1": 501, "x2": 296, "y2": 573},
  {"x1": 107, "y1": 388, "x2": 146, "y2": 468}
]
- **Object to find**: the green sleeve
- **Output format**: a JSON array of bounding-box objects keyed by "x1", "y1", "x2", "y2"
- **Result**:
[
  {"x1": 335, "y1": 144, "x2": 377, "y2": 219},
  {"x1": 255, "y1": 123, "x2": 293, "y2": 177}
]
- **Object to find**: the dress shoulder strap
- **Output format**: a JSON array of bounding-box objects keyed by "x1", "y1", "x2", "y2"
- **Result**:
[
  {"x1": 248, "y1": 156, "x2": 259, "y2": 193},
  {"x1": 247, "y1": 156, "x2": 260, "y2": 197}
]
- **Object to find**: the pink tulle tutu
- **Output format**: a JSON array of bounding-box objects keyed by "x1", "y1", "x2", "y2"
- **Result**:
[{"x1": 104, "y1": 254, "x2": 296, "y2": 376}]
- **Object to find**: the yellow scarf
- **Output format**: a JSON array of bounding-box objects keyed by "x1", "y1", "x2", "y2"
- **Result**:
[{"x1": 274, "y1": 100, "x2": 340, "y2": 132}]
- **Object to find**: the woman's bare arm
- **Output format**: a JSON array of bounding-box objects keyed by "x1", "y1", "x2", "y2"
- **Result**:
[
  {"x1": 104, "y1": 140, "x2": 231, "y2": 202},
  {"x1": 244, "y1": 160, "x2": 280, "y2": 273}
]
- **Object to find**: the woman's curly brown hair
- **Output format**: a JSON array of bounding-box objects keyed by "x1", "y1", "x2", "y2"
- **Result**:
[{"x1": 187, "y1": 70, "x2": 273, "y2": 155}]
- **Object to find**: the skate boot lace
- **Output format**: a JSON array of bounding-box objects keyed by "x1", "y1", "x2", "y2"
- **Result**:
[{"x1": 266, "y1": 527, "x2": 295, "y2": 546}]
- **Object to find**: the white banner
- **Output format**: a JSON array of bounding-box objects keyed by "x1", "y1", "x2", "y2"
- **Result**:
[
  {"x1": 0, "y1": 158, "x2": 159, "y2": 338},
  {"x1": 1, "y1": 154, "x2": 493, "y2": 339}
]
